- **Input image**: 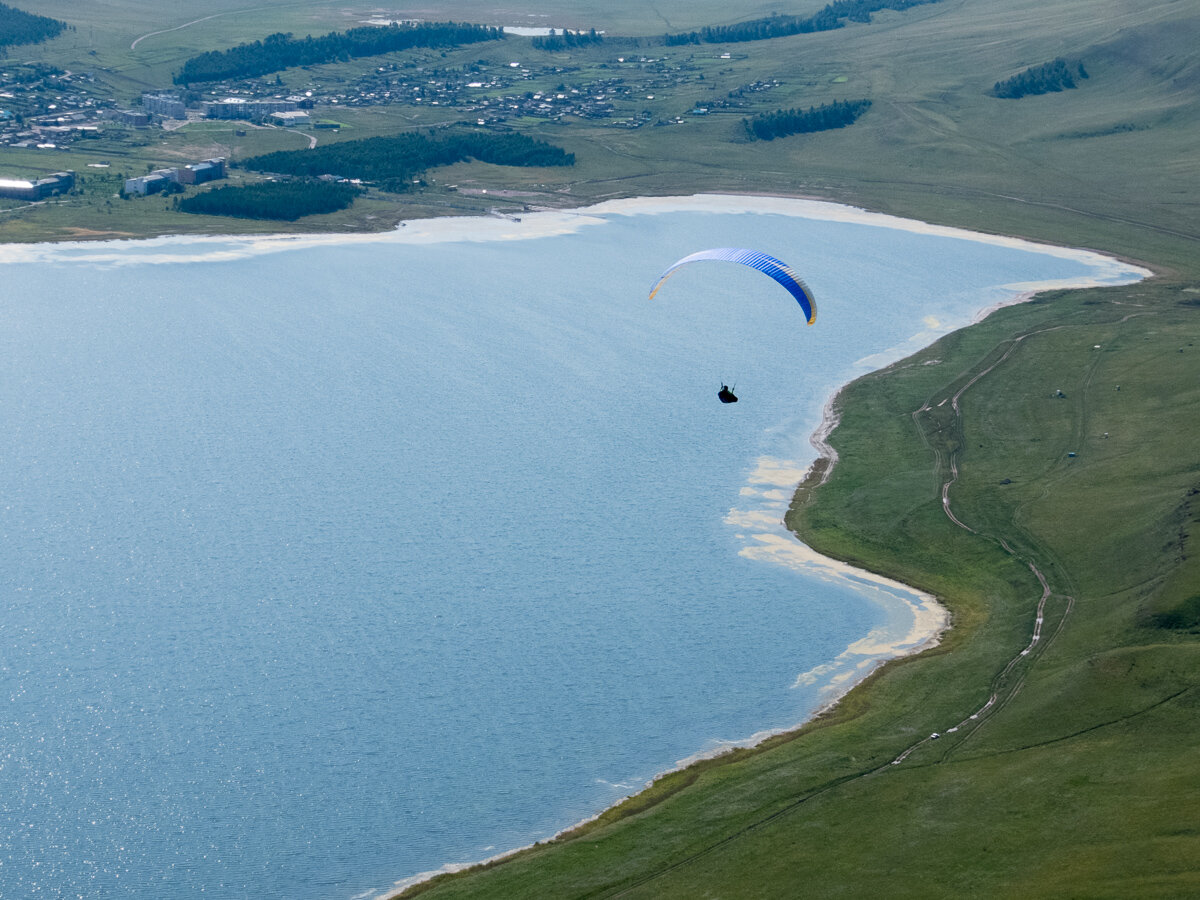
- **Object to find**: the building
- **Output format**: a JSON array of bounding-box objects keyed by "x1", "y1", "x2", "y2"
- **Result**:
[
  {"x1": 123, "y1": 169, "x2": 175, "y2": 196},
  {"x1": 124, "y1": 158, "x2": 226, "y2": 195},
  {"x1": 111, "y1": 109, "x2": 151, "y2": 127},
  {"x1": 0, "y1": 170, "x2": 75, "y2": 200},
  {"x1": 142, "y1": 92, "x2": 187, "y2": 119},
  {"x1": 177, "y1": 158, "x2": 226, "y2": 185},
  {"x1": 205, "y1": 98, "x2": 298, "y2": 121},
  {"x1": 270, "y1": 110, "x2": 311, "y2": 127}
]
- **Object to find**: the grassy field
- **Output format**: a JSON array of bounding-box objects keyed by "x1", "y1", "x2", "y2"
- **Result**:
[{"x1": 4, "y1": 0, "x2": 1199, "y2": 896}]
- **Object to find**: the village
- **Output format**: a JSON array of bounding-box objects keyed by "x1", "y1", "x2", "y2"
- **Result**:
[
  {"x1": 0, "y1": 31, "x2": 791, "y2": 219},
  {"x1": 0, "y1": 65, "x2": 112, "y2": 150},
  {"x1": 1, "y1": 46, "x2": 779, "y2": 157}
]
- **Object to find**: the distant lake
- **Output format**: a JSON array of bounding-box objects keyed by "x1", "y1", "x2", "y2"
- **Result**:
[{"x1": 0, "y1": 196, "x2": 1145, "y2": 898}]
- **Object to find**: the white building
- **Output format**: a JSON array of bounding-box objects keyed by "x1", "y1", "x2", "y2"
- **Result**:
[
  {"x1": 142, "y1": 92, "x2": 187, "y2": 119},
  {"x1": 206, "y1": 98, "x2": 298, "y2": 121},
  {"x1": 124, "y1": 170, "x2": 175, "y2": 195},
  {"x1": 270, "y1": 110, "x2": 311, "y2": 127}
]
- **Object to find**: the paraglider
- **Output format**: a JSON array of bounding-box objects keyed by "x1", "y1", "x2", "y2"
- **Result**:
[
  {"x1": 648, "y1": 248, "x2": 817, "y2": 324},
  {"x1": 649, "y1": 248, "x2": 816, "y2": 403}
]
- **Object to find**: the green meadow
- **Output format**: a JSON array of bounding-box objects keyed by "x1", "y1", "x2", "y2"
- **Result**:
[{"x1": 3, "y1": 0, "x2": 1198, "y2": 896}]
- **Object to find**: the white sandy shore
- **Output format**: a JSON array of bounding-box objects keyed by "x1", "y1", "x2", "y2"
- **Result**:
[{"x1": 0, "y1": 194, "x2": 1155, "y2": 287}]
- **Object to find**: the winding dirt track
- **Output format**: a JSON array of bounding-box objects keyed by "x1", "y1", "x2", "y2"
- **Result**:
[
  {"x1": 896, "y1": 327, "x2": 1077, "y2": 764},
  {"x1": 131, "y1": 14, "x2": 227, "y2": 50}
]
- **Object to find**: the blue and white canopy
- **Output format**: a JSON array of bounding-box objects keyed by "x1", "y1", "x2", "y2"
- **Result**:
[{"x1": 648, "y1": 248, "x2": 816, "y2": 324}]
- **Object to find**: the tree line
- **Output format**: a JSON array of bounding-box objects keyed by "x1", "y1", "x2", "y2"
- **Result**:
[
  {"x1": 991, "y1": 58, "x2": 1089, "y2": 99},
  {"x1": 176, "y1": 180, "x2": 362, "y2": 220},
  {"x1": 173, "y1": 22, "x2": 504, "y2": 84},
  {"x1": 531, "y1": 28, "x2": 603, "y2": 51},
  {"x1": 242, "y1": 130, "x2": 574, "y2": 193},
  {"x1": 743, "y1": 99, "x2": 871, "y2": 140},
  {"x1": 0, "y1": 2, "x2": 68, "y2": 50},
  {"x1": 663, "y1": 0, "x2": 939, "y2": 45}
]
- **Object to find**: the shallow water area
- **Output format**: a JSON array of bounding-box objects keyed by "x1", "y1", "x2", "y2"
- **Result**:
[{"x1": 0, "y1": 196, "x2": 1146, "y2": 899}]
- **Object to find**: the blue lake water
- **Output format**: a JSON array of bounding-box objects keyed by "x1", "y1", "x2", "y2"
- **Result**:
[{"x1": 0, "y1": 196, "x2": 1145, "y2": 898}]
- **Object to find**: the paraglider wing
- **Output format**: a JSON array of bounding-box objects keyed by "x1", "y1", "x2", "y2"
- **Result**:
[{"x1": 648, "y1": 248, "x2": 816, "y2": 324}]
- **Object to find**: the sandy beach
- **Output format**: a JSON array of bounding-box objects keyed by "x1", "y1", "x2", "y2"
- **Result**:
[{"x1": 0, "y1": 193, "x2": 1155, "y2": 285}]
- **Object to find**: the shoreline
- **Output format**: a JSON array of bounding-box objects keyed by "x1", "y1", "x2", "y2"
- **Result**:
[
  {"x1": 379, "y1": 394, "x2": 949, "y2": 900},
  {"x1": 377, "y1": 377, "x2": 957, "y2": 900},
  {"x1": 0, "y1": 194, "x2": 1155, "y2": 288},
  {"x1": 365, "y1": 197, "x2": 1148, "y2": 900}
]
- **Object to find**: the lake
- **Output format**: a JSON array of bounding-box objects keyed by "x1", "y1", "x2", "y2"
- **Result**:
[{"x1": 0, "y1": 196, "x2": 1146, "y2": 898}]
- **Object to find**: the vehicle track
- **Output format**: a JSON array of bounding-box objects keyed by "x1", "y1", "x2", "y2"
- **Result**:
[
  {"x1": 130, "y1": 4, "x2": 291, "y2": 51},
  {"x1": 904, "y1": 325, "x2": 1088, "y2": 762},
  {"x1": 131, "y1": 13, "x2": 227, "y2": 51}
]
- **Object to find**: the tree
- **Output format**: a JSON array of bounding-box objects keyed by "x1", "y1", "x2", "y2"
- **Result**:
[
  {"x1": 742, "y1": 99, "x2": 872, "y2": 141},
  {"x1": 991, "y1": 58, "x2": 1089, "y2": 99},
  {"x1": 173, "y1": 22, "x2": 504, "y2": 84},
  {"x1": 242, "y1": 129, "x2": 574, "y2": 193},
  {"x1": 0, "y1": 2, "x2": 68, "y2": 49},
  {"x1": 177, "y1": 179, "x2": 363, "y2": 220}
]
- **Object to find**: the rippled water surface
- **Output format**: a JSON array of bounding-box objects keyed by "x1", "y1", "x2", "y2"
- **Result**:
[{"x1": 0, "y1": 198, "x2": 1145, "y2": 898}]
